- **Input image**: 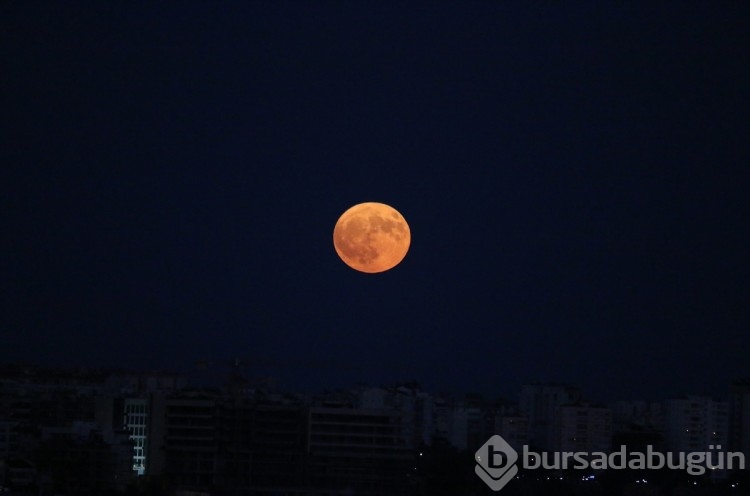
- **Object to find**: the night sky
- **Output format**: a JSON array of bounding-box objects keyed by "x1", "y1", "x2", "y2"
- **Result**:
[{"x1": 3, "y1": 2, "x2": 749, "y2": 402}]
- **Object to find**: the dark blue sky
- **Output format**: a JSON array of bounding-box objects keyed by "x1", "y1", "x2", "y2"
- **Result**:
[{"x1": 2, "y1": 2, "x2": 748, "y2": 402}]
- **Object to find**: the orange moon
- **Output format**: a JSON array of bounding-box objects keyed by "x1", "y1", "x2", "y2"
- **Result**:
[{"x1": 333, "y1": 202, "x2": 411, "y2": 273}]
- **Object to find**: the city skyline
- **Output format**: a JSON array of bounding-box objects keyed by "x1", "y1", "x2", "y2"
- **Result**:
[
  {"x1": 0, "y1": 361, "x2": 746, "y2": 407},
  {"x1": 1, "y1": 362, "x2": 748, "y2": 494}
]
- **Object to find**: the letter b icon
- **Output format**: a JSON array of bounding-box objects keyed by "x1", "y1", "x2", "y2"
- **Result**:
[
  {"x1": 475, "y1": 435, "x2": 519, "y2": 491},
  {"x1": 488, "y1": 444, "x2": 508, "y2": 468}
]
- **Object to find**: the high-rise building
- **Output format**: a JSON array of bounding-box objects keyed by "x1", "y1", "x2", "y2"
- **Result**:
[
  {"x1": 449, "y1": 399, "x2": 484, "y2": 451},
  {"x1": 663, "y1": 395, "x2": 730, "y2": 479},
  {"x1": 663, "y1": 396, "x2": 728, "y2": 452},
  {"x1": 494, "y1": 411, "x2": 529, "y2": 451},
  {"x1": 147, "y1": 392, "x2": 218, "y2": 490},
  {"x1": 0, "y1": 421, "x2": 19, "y2": 460},
  {"x1": 217, "y1": 401, "x2": 308, "y2": 492},
  {"x1": 356, "y1": 384, "x2": 435, "y2": 448},
  {"x1": 555, "y1": 403, "x2": 612, "y2": 453},
  {"x1": 610, "y1": 400, "x2": 663, "y2": 434},
  {"x1": 307, "y1": 406, "x2": 413, "y2": 493},
  {"x1": 520, "y1": 383, "x2": 582, "y2": 451},
  {"x1": 730, "y1": 380, "x2": 750, "y2": 460},
  {"x1": 123, "y1": 397, "x2": 149, "y2": 475}
]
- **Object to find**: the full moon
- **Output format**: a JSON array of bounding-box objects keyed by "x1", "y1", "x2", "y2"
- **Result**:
[{"x1": 333, "y1": 202, "x2": 411, "y2": 273}]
